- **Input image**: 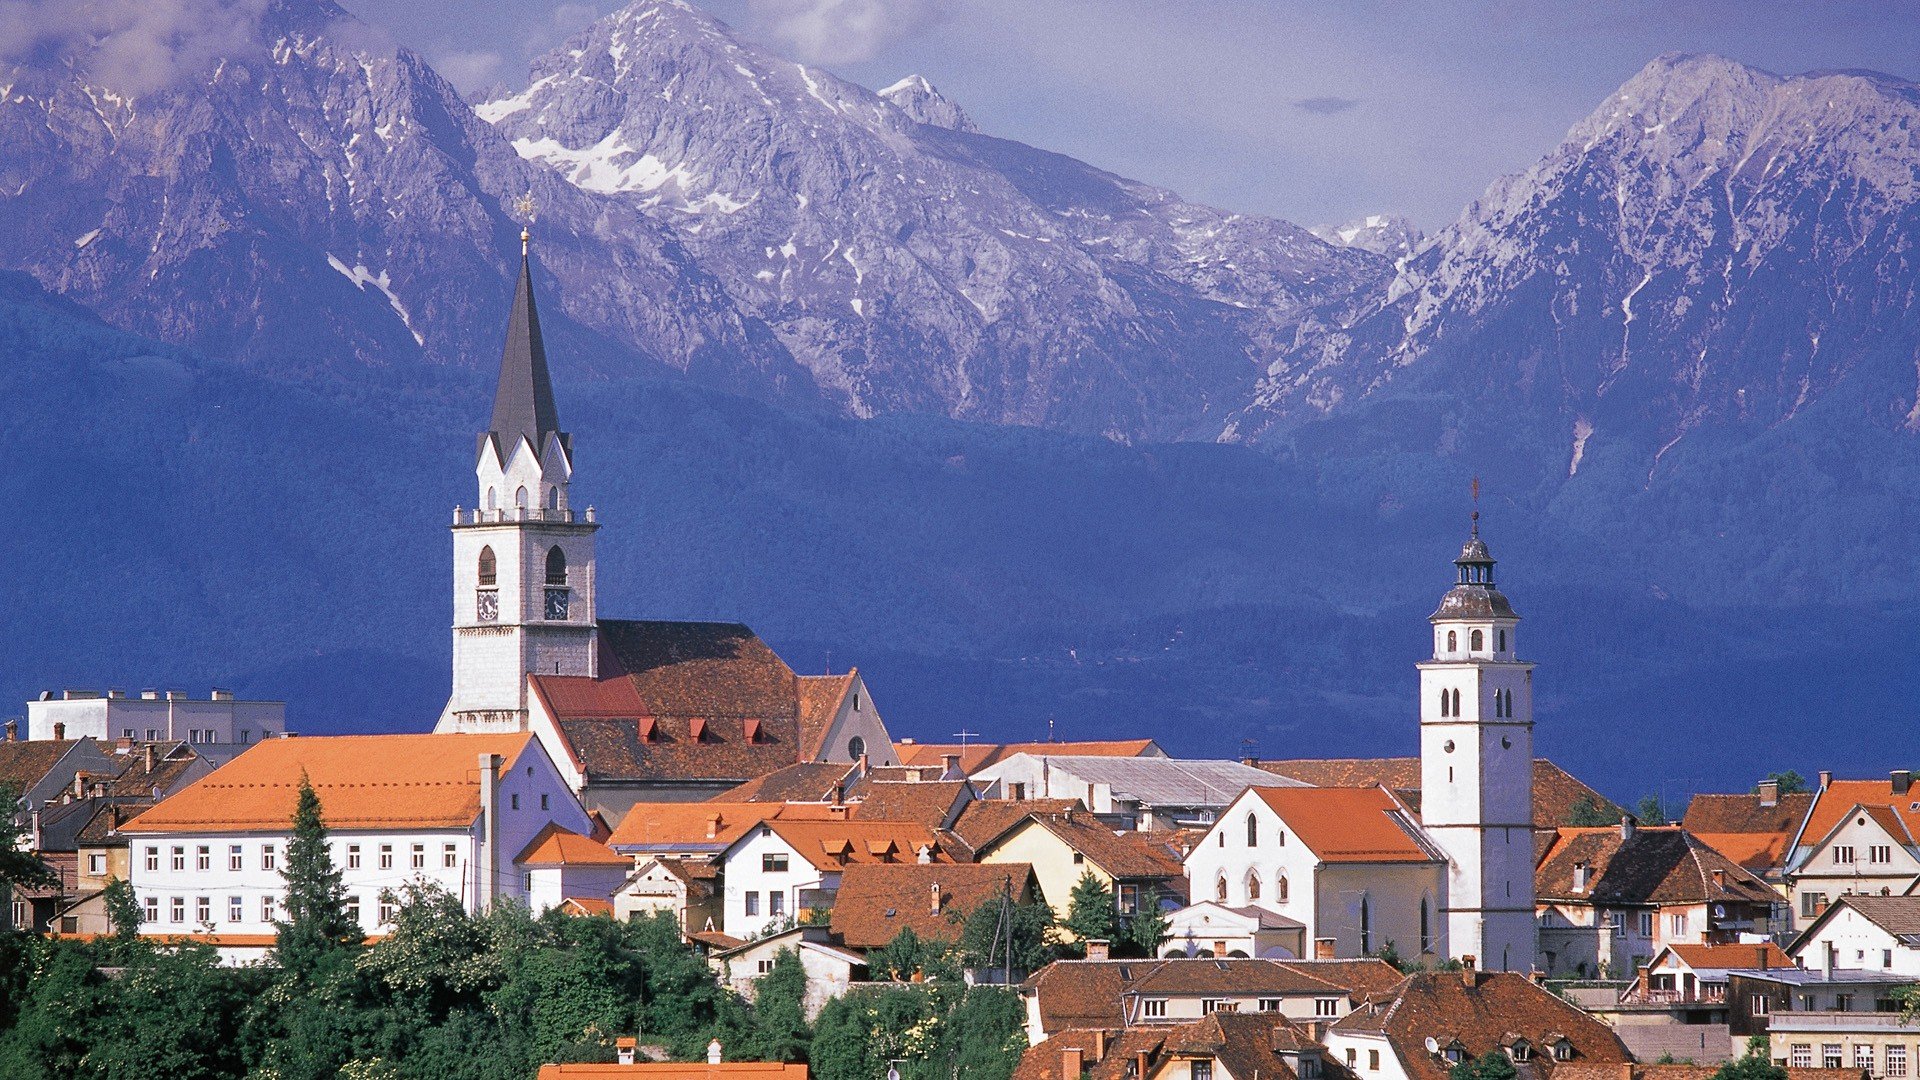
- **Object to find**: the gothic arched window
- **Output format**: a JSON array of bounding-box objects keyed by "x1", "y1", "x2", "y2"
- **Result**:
[
  {"x1": 1447, "y1": 630, "x2": 1458, "y2": 652},
  {"x1": 1471, "y1": 629, "x2": 1484, "y2": 651},
  {"x1": 1451, "y1": 688, "x2": 1462, "y2": 716},
  {"x1": 546, "y1": 486, "x2": 559, "y2": 510},
  {"x1": 545, "y1": 546, "x2": 568, "y2": 586},
  {"x1": 1420, "y1": 895, "x2": 1432, "y2": 953},
  {"x1": 1246, "y1": 871, "x2": 1261, "y2": 901},
  {"x1": 515, "y1": 485, "x2": 529, "y2": 508},
  {"x1": 1246, "y1": 812, "x2": 1258, "y2": 847},
  {"x1": 1359, "y1": 894, "x2": 1372, "y2": 953},
  {"x1": 477, "y1": 546, "x2": 497, "y2": 587},
  {"x1": 1440, "y1": 689, "x2": 1451, "y2": 718},
  {"x1": 486, "y1": 487, "x2": 498, "y2": 510},
  {"x1": 1498, "y1": 629, "x2": 1507, "y2": 652}
]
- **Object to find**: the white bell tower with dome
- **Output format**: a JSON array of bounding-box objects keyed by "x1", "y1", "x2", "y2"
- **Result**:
[
  {"x1": 436, "y1": 217, "x2": 600, "y2": 734},
  {"x1": 1417, "y1": 507, "x2": 1537, "y2": 972}
]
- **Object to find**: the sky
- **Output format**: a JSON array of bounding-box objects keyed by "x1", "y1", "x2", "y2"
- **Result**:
[{"x1": 342, "y1": 0, "x2": 1919, "y2": 230}]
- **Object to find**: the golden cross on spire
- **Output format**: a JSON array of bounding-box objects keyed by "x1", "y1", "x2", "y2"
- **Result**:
[{"x1": 513, "y1": 192, "x2": 538, "y2": 255}]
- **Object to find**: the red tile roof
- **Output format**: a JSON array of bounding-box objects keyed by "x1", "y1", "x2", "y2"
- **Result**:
[
  {"x1": 1799, "y1": 779, "x2": 1920, "y2": 853},
  {"x1": 849, "y1": 780, "x2": 972, "y2": 829},
  {"x1": 1690, "y1": 831, "x2": 1790, "y2": 875},
  {"x1": 537, "y1": 1065, "x2": 809, "y2": 1080},
  {"x1": 1681, "y1": 791, "x2": 1814, "y2": 835},
  {"x1": 986, "y1": 813, "x2": 1186, "y2": 881},
  {"x1": 949, "y1": 798, "x2": 1082, "y2": 854},
  {"x1": 759, "y1": 819, "x2": 950, "y2": 871},
  {"x1": 1660, "y1": 943, "x2": 1793, "y2": 971},
  {"x1": 796, "y1": 674, "x2": 855, "y2": 761},
  {"x1": 121, "y1": 734, "x2": 536, "y2": 833},
  {"x1": 516, "y1": 823, "x2": 628, "y2": 866},
  {"x1": 1327, "y1": 970, "x2": 1629, "y2": 1080},
  {"x1": 606, "y1": 800, "x2": 843, "y2": 851},
  {"x1": 1250, "y1": 786, "x2": 1438, "y2": 863},
  {"x1": 1257, "y1": 757, "x2": 1621, "y2": 830},
  {"x1": 828, "y1": 862, "x2": 1039, "y2": 948},
  {"x1": 1535, "y1": 826, "x2": 1776, "y2": 906}
]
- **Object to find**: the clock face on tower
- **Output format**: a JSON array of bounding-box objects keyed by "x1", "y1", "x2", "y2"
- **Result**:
[
  {"x1": 476, "y1": 590, "x2": 499, "y2": 623},
  {"x1": 545, "y1": 588, "x2": 570, "y2": 621}
]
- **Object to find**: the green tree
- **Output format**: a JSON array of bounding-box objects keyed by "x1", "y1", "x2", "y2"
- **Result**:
[
  {"x1": 1063, "y1": 871, "x2": 1115, "y2": 953},
  {"x1": 0, "y1": 783, "x2": 55, "y2": 894},
  {"x1": 1564, "y1": 796, "x2": 1615, "y2": 827},
  {"x1": 1121, "y1": 887, "x2": 1169, "y2": 959},
  {"x1": 749, "y1": 947, "x2": 812, "y2": 1062},
  {"x1": 1633, "y1": 795, "x2": 1668, "y2": 826},
  {"x1": 1757, "y1": 771, "x2": 1809, "y2": 795},
  {"x1": 1709, "y1": 1036, "x2": 1785, "y2": 1080},
  {"x1": 869, "y1": 927, "x2": 937, "y2": 981},
  {"x1": 933, "y1": 986, "x2": 1028, "y2": 1080},
  {"x1": 959, "y1": 885, "x2": 1055, "y2": 976},
  {"x1": 275, "y1": 775, "x2": 362, "y2": 980},
  {"x1": 1450, "y1": 1050, "x2": 1519, "y2": 1080},
  {"x1": 103, "y1": 876, "x2": 142, "y2": 944}
]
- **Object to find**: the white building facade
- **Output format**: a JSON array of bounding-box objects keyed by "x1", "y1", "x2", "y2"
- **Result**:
[
  {"x1": 28, "y1": 688, "x2": 285, "y2": 747},
  {"x1": 1416, "y1": 524, "x2": 1537, "y2": 972}
]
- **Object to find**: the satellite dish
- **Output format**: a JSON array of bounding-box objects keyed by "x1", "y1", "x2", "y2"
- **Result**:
[
  {"x1": 1426, "y1": 1038, "x2": 1441, "y2": 1055},
  {"x1": 1712, "y1": 904, "x2": 1727, "y2": 918}
]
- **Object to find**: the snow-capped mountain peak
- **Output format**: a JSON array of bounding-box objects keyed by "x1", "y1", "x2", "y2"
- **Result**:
[{"x1": 879, "y1": 74, "x2": 979, "y2": 133}]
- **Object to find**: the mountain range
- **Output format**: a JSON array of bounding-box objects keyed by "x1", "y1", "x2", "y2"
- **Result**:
[{"x1": 1, "y1": 0, "x2": 1918, "y2": 797}]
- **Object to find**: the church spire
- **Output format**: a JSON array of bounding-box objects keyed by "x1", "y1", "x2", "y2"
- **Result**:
[{"x1": 486, "y1": 200, "x2": 564, "y2": 465}]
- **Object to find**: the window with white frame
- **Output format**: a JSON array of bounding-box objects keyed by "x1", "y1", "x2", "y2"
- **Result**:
[
  {"x1": 1888, "y1": 1045, "x2": 1907, "y2": 1077},
  {"x1": 170, "y1": 896, "x2": 185, "y2": 923},
  {"x1": 1257, "y1": 998, "x2": 1281, "y2": 1012},
  {"x1": 757, "y1": 959, "x2": 775, "y2": 975},
  {"x1": 171, "y1": 846, "x2": 185, "y2": 871},
  {"x1": 745, "y1": 892, "x2": 759, "y2": 916},
  {"x1": 410, "y1": 844, "x2": 425, "y2": 870},
  {"x1": 1789, "y1": 1046, "x2": 1812, "y2": 1069},
  {"x1": 229, "y1": 896, "x2": 243, "y2": 923},
  {"x1": 1143, "y1": 998, "x2": 1167, "y2": 1018},
  {"x1": 1857, "y1": 1046, "x2": 1876, "y2": 1073},
  {"x1": 87, "y1": 853, "x2": 105, "y2": 876},
  {"x1": 1750, "y1": 994, "x2": 1769, "y2": 1015},
  {"x1": 1823, "y1": 1044, "x2": 1843, "y2": 1069},
  {"x1": 763, "y1": 853, "x2": 789, "y2": 872},
  {"x1": 379, "y1": 900, "x2": 395, "y2": 924},
  {"x1": 1872, "y1": 845, "x2": 1893, "y2": 864},
  {"x1": 1668, "y1": 912, "x2": 1687, "y2": 937},
  {"x1": 1833, "y1": 846, "x2": 1856, "y2": 864},
  {"x1": 1315, "y1": 998, "x2": 1340, "y2": 1018},
  {"x1": 1191, "y1": 1059, "x2": 1212, "y2": 1080},
  {"x1": 770, "y1": 892, "x2": 785, "y2": 917},
  {"x1": 1638, "y1": 911, "x2": 1654, "y2": 936},
  {"x1": 229, "y1": 844, "x2": 243, "y2": 871},
  {"x1": 142, "y1": 896, "x2": 157, "y2": 923},
  {"x1": 345, "y1": 898, "x2": 360, "y2": 927},
  {"x1": 261, "y1": 896, "x2": 275, "y2": 923},
  {"x1": 145, "y1": 846, "x2": 159, "y2": 872},
  {"x1": 443, "y1": 843, "x2": 458, "y2": 869},
  {"x1": 379, "y1": 845, "x2": 393, "y2": 870},
  {"x1": 347, "y1": 844, "x2": 361, "y2": 869},
  {"x1": 261, "y1": 844, "x2": 276, "y2": 871},
  {"x1": 195, "y1": 896, "x2": 210, "y2": 924},
  {"x1": 196, "y1": 845, "x2": 210, "y2": 871}
]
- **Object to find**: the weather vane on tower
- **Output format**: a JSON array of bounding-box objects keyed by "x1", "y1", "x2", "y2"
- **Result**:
[
  {"x1": 513, "y1": 191, "x2": 538, "y2": 256},
  {"x1": 1471, "y1": 475, "x2": 1481, "y2": 537}
]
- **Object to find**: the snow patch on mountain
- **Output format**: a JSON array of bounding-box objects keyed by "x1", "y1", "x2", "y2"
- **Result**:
[
  {"x1": 879, "y1": 74, "x2": 978, "y2": 133},
  {"x1": 327, "y1": 254, "x2": 423, "y2": 345}
]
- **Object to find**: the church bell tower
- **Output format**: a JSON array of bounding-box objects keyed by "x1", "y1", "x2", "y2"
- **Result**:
[
  {"x1": 437, "y1": 219, "x2": 599, "y2": 733},
  {"x1": 1417, "y1": 509, "x2": 1537, "y2": 972}
]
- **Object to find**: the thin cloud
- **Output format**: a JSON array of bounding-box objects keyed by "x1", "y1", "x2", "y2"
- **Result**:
[
  {"x1": 0, "y1": 0, "x2": 270, "y2": 95},
  {"x1": 744, "y1": 0, "x2": 947, "y2": 66},
  {"x1": 434, "y1": 48, "x2": 507, "y2": 92},
  {"x1": 1294, "y1": 96, "x2": 1359, "y2": 115}
]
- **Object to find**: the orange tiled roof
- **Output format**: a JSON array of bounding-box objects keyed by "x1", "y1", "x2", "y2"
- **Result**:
[
  {"x1": 1800, "y1": 779, "x2": 1920, "y2": 853},
  {"x1": 1691, "y1": 831, "x2": 1790, "y2": 874},
  {"x1": 759, "y1": 819, "x2": 949, "y2": 870},
  {"x1": 517, "y1": 823, "x2": 628, "y2": 867},
  {"x1": 1327, "y1": 970, "x2": 1629, "y2": 1080},
  {"x1": 1250, "y1": 786, "x2": 1437, "y2": 863},
  {"x1": 1682, "y1": 790, "x2": 1814, "y2": 835},
  {"x1": 606, "y1": 800, "x2": 843, "y2": 851},
  {"x1": 560, "y1": 898, "x2": 615, "y2": 917},
  {"x1": 120, "y1": 733, "x2": 537, "y2": 833},
  {"x1": 1257, "y1": 757, "x2": 1622, "y2": 830},
  {"x1": 828, "y1": 862, "x2": 1039, "y2": 948},
  {"x1": 1662, "y1": 942, "x2": 1792, "y2": 971},
  {"x1": 894, "y1": 740, "x2": 1162, "y2": 773}
]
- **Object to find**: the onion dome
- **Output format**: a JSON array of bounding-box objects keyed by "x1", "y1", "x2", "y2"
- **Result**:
[{"x1": 1430, "y1": 516, "x2": 1518, "y2": 621}]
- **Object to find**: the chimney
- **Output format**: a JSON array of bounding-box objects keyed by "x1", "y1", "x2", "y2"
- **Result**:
[
  {"x1": 1572, "y1": 862, "x2": 1589, "y2": 892},
  {"x1": 706, "y1": 814, "x2": 721, "y2": 839},
  {"x1": 1062, "y1": 1048, "x2": 1084, "y2": 1078},
  {"x1": 114, "y1": 736, "x2": 132, "y2": 755},
  {"x1": 1895, "y1": 770, "x2": 1914, "y2": 796},
  {"x1": 917, "y1": 843, "x2": 933, "y2": 865},
  {"x1": 1819, "y1": 770, "x2": 1833, "y2": 789},
  {"x1": 143, "y1": 744, "x2": 154, "y2": 773},
  {"x1": 617, "y1": 1038, "x2": 637, "y2": 1066},
  {"x1": 1823, "y1": 942, "x2": 1836, "y2": 981},
  {"x1": 1314, "y1": 938, "x2": 1335, "y2": 960},
  {"x1": 1093, "y1": 1030, "x2": 1108, "y2": 1063},
  {"x1": 211, "y1": 688, "x2": 234, "y2": 701},
  {"x1": 3, "y1": 719, "x2": 14, "y2": 742},
  {"x1": 1242, "y1": 756, "x2": 1257, "y2": 768},
  {"x1": 1711, "y1": 869, "x2": 1726, "y2": 890},
  {"x1": 1086, "y1": 938, "x2": 1111, "y2": 962},
  {"x1": 1620, "y1": 814, "x2": 1635, "y2": 840},
  {"x1": 1758, "y1": 946, "x2": 1770, "y2": 971},
  {"x1": 29, "y1": 807, "x2": 41, "y2": 850},
  {"x1": 1758, "y1": 779, "x2": 1779, "y2": 807},
  {"x1": 52, "y1": 722, "x2": 64, "y2": 741},
  {"x1": 931, "y1": 881, "x2": 944, "y2": 916},
  {"x1": 832, "y1": 782, "x2": 846, "y2": 806},
  {"x1": 857, "y1": 752, "x2": 870, "y2": 776},
  {"x1": 1136, "y1": 1051, "x2": 1151, "y2": 1078},
  {"x1": 941, "y1": 752, "x2": 961, "y2": 779},
  {"x1": 1461, "y1": 956, "x2": 1477, "y2": 985},
  {"x1": 477, "y1": 753, "x2": 502, "y2": 909},
  {"x1": 1530, "y1": 969, "x2": 1547, "y2": 985},
  {"x1": 141, "y1": 689, "x2": 159, "y2": 700},
  {"x1": 166, "y1": 689, "x2": 185, "y2": 700},
  {"x1": 71, "y1": 772, "x2": 88, "y2": 799},
  {"x1": 708, "y1": 1039, "x2": 723, "y2": 1065}
]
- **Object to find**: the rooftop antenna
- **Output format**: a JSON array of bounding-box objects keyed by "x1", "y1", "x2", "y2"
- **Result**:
[
  {"x1": 952, "y1": 729, "x2": 979, "y2": 748},
  {"x1": 1046, "y1": 715, "x2": 1055, "y2": 743},
  {"x1": 513, "y1": 191, "x2": 538, "y2": 256},
  {"x1": 1471, "y1": 476, "x2": 1481, "y2": 537}
]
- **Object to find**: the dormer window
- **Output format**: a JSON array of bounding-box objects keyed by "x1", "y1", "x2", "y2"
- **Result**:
[
  {"x1": 1553, "y1": 1041, "x2": 1574, "y2": 1062},
  {"x1": 1509, "y1": 1040, "x2": 1533, "y2": 1063}
]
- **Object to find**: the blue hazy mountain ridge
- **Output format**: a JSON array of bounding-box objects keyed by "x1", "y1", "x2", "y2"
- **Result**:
[
  {"x1": 6, "y1": 264, "x2": 1919, "y2": 795},
  {"x1": 2, "y1": 0, "x2": 1919, "y2": 794}
]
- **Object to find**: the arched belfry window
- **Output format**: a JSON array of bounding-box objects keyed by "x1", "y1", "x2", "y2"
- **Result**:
[
  {"x1": 1471, "y1": 629, "x2": 1484, "y2": 651},
  {"x1": 1440, "y1": 689, "x2": 1451, "y2": 718},
  {"x1": 486, "y1": 487, "x2": 498, "y2": 510},
  {"x1": 546, "y1": 486, "x2": 559, "y2": 510},
  {"x1": 1246, "y1": 812, "x2": 1258, "y2": 847},
  {"x1": 515, "y1": 485, "x2": 529, "y2": 508},
  {"x1": 477, "y1": 546, "x2": 497, "y2": 587},
  {"x1": 1498, "y1": 629, "x2": 1507, "y2": 652},
  {"x1": 1447, "y1": 630, "x2": 1457, "y2": 652},
  {"x1": 545, "y1": 546, "x2": 568, "y2": 586},
  {"x1": 1451, "y1": 688, "x2": 1462, "y2": 716}
]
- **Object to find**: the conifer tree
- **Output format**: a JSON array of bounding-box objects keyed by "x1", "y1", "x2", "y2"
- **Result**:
[
  {"x1": 1122, "y1": 886, "x2": 1169, "y2": 958},
  {"x1": 1063, "y1": 870, "x2": 1115, "y2": 952},
  {"x1": 275, "y1": 775, "x2": 360, "y2": 979}
]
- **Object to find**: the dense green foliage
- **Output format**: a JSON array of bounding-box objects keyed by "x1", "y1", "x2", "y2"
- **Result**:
[
  {"x1": 1062, "y1": 871, "x2": 1115, "y2": 955},
  {"x1": 1759, "y1": 771, "x2": 1809, "y2": 795},
  {"x1": 1121, "y1": 888, "x2": 1170, "y2": 958},
  {"x1": 1710, "y1": 1037, "x2": 1785, "y2": 1080},
  {"x1": 274, "y1": 776, "x2": 363, "y2": 983},
  {"x1": 1632, "y1": 795, "x2": 1669, "y2": 826},
  {"x1": 958, "y1": 885, "x2": 1056, "y2": 974},
  {"x1": 1449, "y1": 1050, "x2": 1519, "y2": 1080},
  {"x1": 811, "y1": 978, "x2": 1027, "y2": 1080},
  {"x1": 1564, "y1": 796, "x2": 1615, "y2": 827}
]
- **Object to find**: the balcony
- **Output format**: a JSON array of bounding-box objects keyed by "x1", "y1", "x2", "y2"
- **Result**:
[
  {"x1": 1622, "y1": 986, "x2": 1727, "y2": 1006},
  {"x1": 1769, "y1": 1011, "x2": 1916, "y2": 1033}
]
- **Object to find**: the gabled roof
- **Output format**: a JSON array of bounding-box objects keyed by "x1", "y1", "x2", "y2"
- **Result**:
[
  {"x1": 1125, "y1": 957, "x2": 1344, "y2": 997},
  {"x1": 106, "y1": 742, "x2": 206, "y2": 799},
  {"x1": 1257, "y1": 757, "x2": 1623, "y2": 830},
  {"x1": 949, "y1": 798, "x2": 1082, "y2": 854},
  {"x1": 796, "y1": 673, "x2": 856, "y2": 761},
  {"x1": 984, "y1": 812, "x2": 1186, "y2": 881},
  {"x1": 1018, "y1": 1014, "x2": 1311, "y2": 1080},
  {"x1": 849, "y1": 780, "x2": 972, "y2": 830},
  {"x1": 1690, "y1": 831, "x2": 1791, "y2": 875},
  {"x1": 751, "y1": 819, "x2": 950, "y2": 871},
  {"x1": 0, "y1": 740, "x2": 97, "y2": 796},
  {"x1": 1022, "y1": 960, "x2": 1164, "y2": 1032},
  {"x1": 1247, "y1": 786, "x2": 1440, "y2": 864},
  {"x1": 1654, "y1": 942, "x2": 1793, "y2": 975},
  {"x1": 828, "y1": 862, "x2": 1039, "y2": 949},
  {"x1": 121, "y1": 734, "x2": 538, "y2": 833},
  {"x1": 1536, "y1": 826, "x2": 1778, "y2": 906},
  {"x1": 1792, "y1": 894, "x2": 1920, "y2": 953},
  {"x1": 1795, "y1": 779, "x2": 1920, "y2": 861},
  {"x1": 1327, "y1": 970, "x2": 1629, "y2": 1080},
  {"x1": 606, "y1": 800, "x2": 841, "y2": 852},
  {"x1": 896, "y1": 740, "x2": 1165, "y2": 774},
  {"x1": 1022, "y1": 958, "x2": 1384, "y2": 1036},
  {"x1": 1682, "y1": 790, "x2": 1815, "y2": 835},
  {"x1": 1276, "y1": 958, "x2": 1408, "y2": 1003},
  {"x1": 516, "y1": 823, "x2": 627, "y2": 867},
  {"x1": 716, "y1": 762, "x2": 859, "y2": 803},
  {"x1": 1013, "y1": 1027, "x2": 1170, "y2": 1080}
]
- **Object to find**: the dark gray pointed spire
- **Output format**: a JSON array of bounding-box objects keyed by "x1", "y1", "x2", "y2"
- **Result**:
[{"x1": 484, "y1": 230, "x2": 565, "y2": 463}]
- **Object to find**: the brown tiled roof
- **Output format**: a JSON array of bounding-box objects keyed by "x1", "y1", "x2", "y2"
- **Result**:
[
  {"x1": 1559, "y1": 1067, "x2": 1867, "y2": 1080},
  {"x1": 1181, "y1": 1012, "x2": 1312, "y2": 1080},
  {"x1": 533, "y1": 620, "x2": 824, "y2": 784},
  {"x1": 105, "y1": 742, "x2": 203, "y2": 798},
  {"x1": 1661, "y1": 943, "x2": 1793, "y2": 971},
  {"x1": 992, "y1": 813, "x2": 1186, "y2": 882},
  {"x1": 850, "y1": 781, "x2": 972, "y2": 829},
  {"x1": 1327, "y1": 970, "x2": 1629, "y2": 1080},
  {"x1": 1251, "y1": 787, "x2": 1438, "y2": 864},
  {"x1": 827, "y1": 862, "x2": 1038, "y2": 948},
  {"x1": 606, "y1": 800, "x2": 842, "y2": 852},
  {"x1": 796, "y1": 673, "x2": 855, "y2": 761},
  {"x1": 1817, "y1": 895, "x2": 1920, "y2": 939},
  {"x1": 1125, "y1": 958, "x2": 1343, "y2": 997},
  {"x1": 715, "y1": 762, "x2": 858, "y2": 802},
  {"x1": 897, "y1": 740, "x2": 1163, "y2": 774},
  {"x1": 0, "y1": 740, "x2": 88, "y2": 794},
  {"x1": 1013, "y1": 1028, "x2": 1169, "y2": 1080},
  {"x1": 1022, "y1": 961, "x2": 1161, "y2": 1033},
  {"x1": 1536, "y1": 826, "x2": 1776, "y2": 906},
  {"x1": 1689, "y1": 832, "x2": 1789, "y2": 875},
  {"x1": 1681, "y1": 791, "x2": 1815, "y2": 835},
  {"x1": 1014, "y1": 1013, "x2": 1311, "y2": 1080},
  {"x1": 1256, "y1": 758, "x2": 1622, "y2": 830},
  {"x1": 949, "y1": 798, "x2": 1082, "y2": 853},
  {"x1": 1273, "y1": 958, "x2": 1407, "y2": 1003}
]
